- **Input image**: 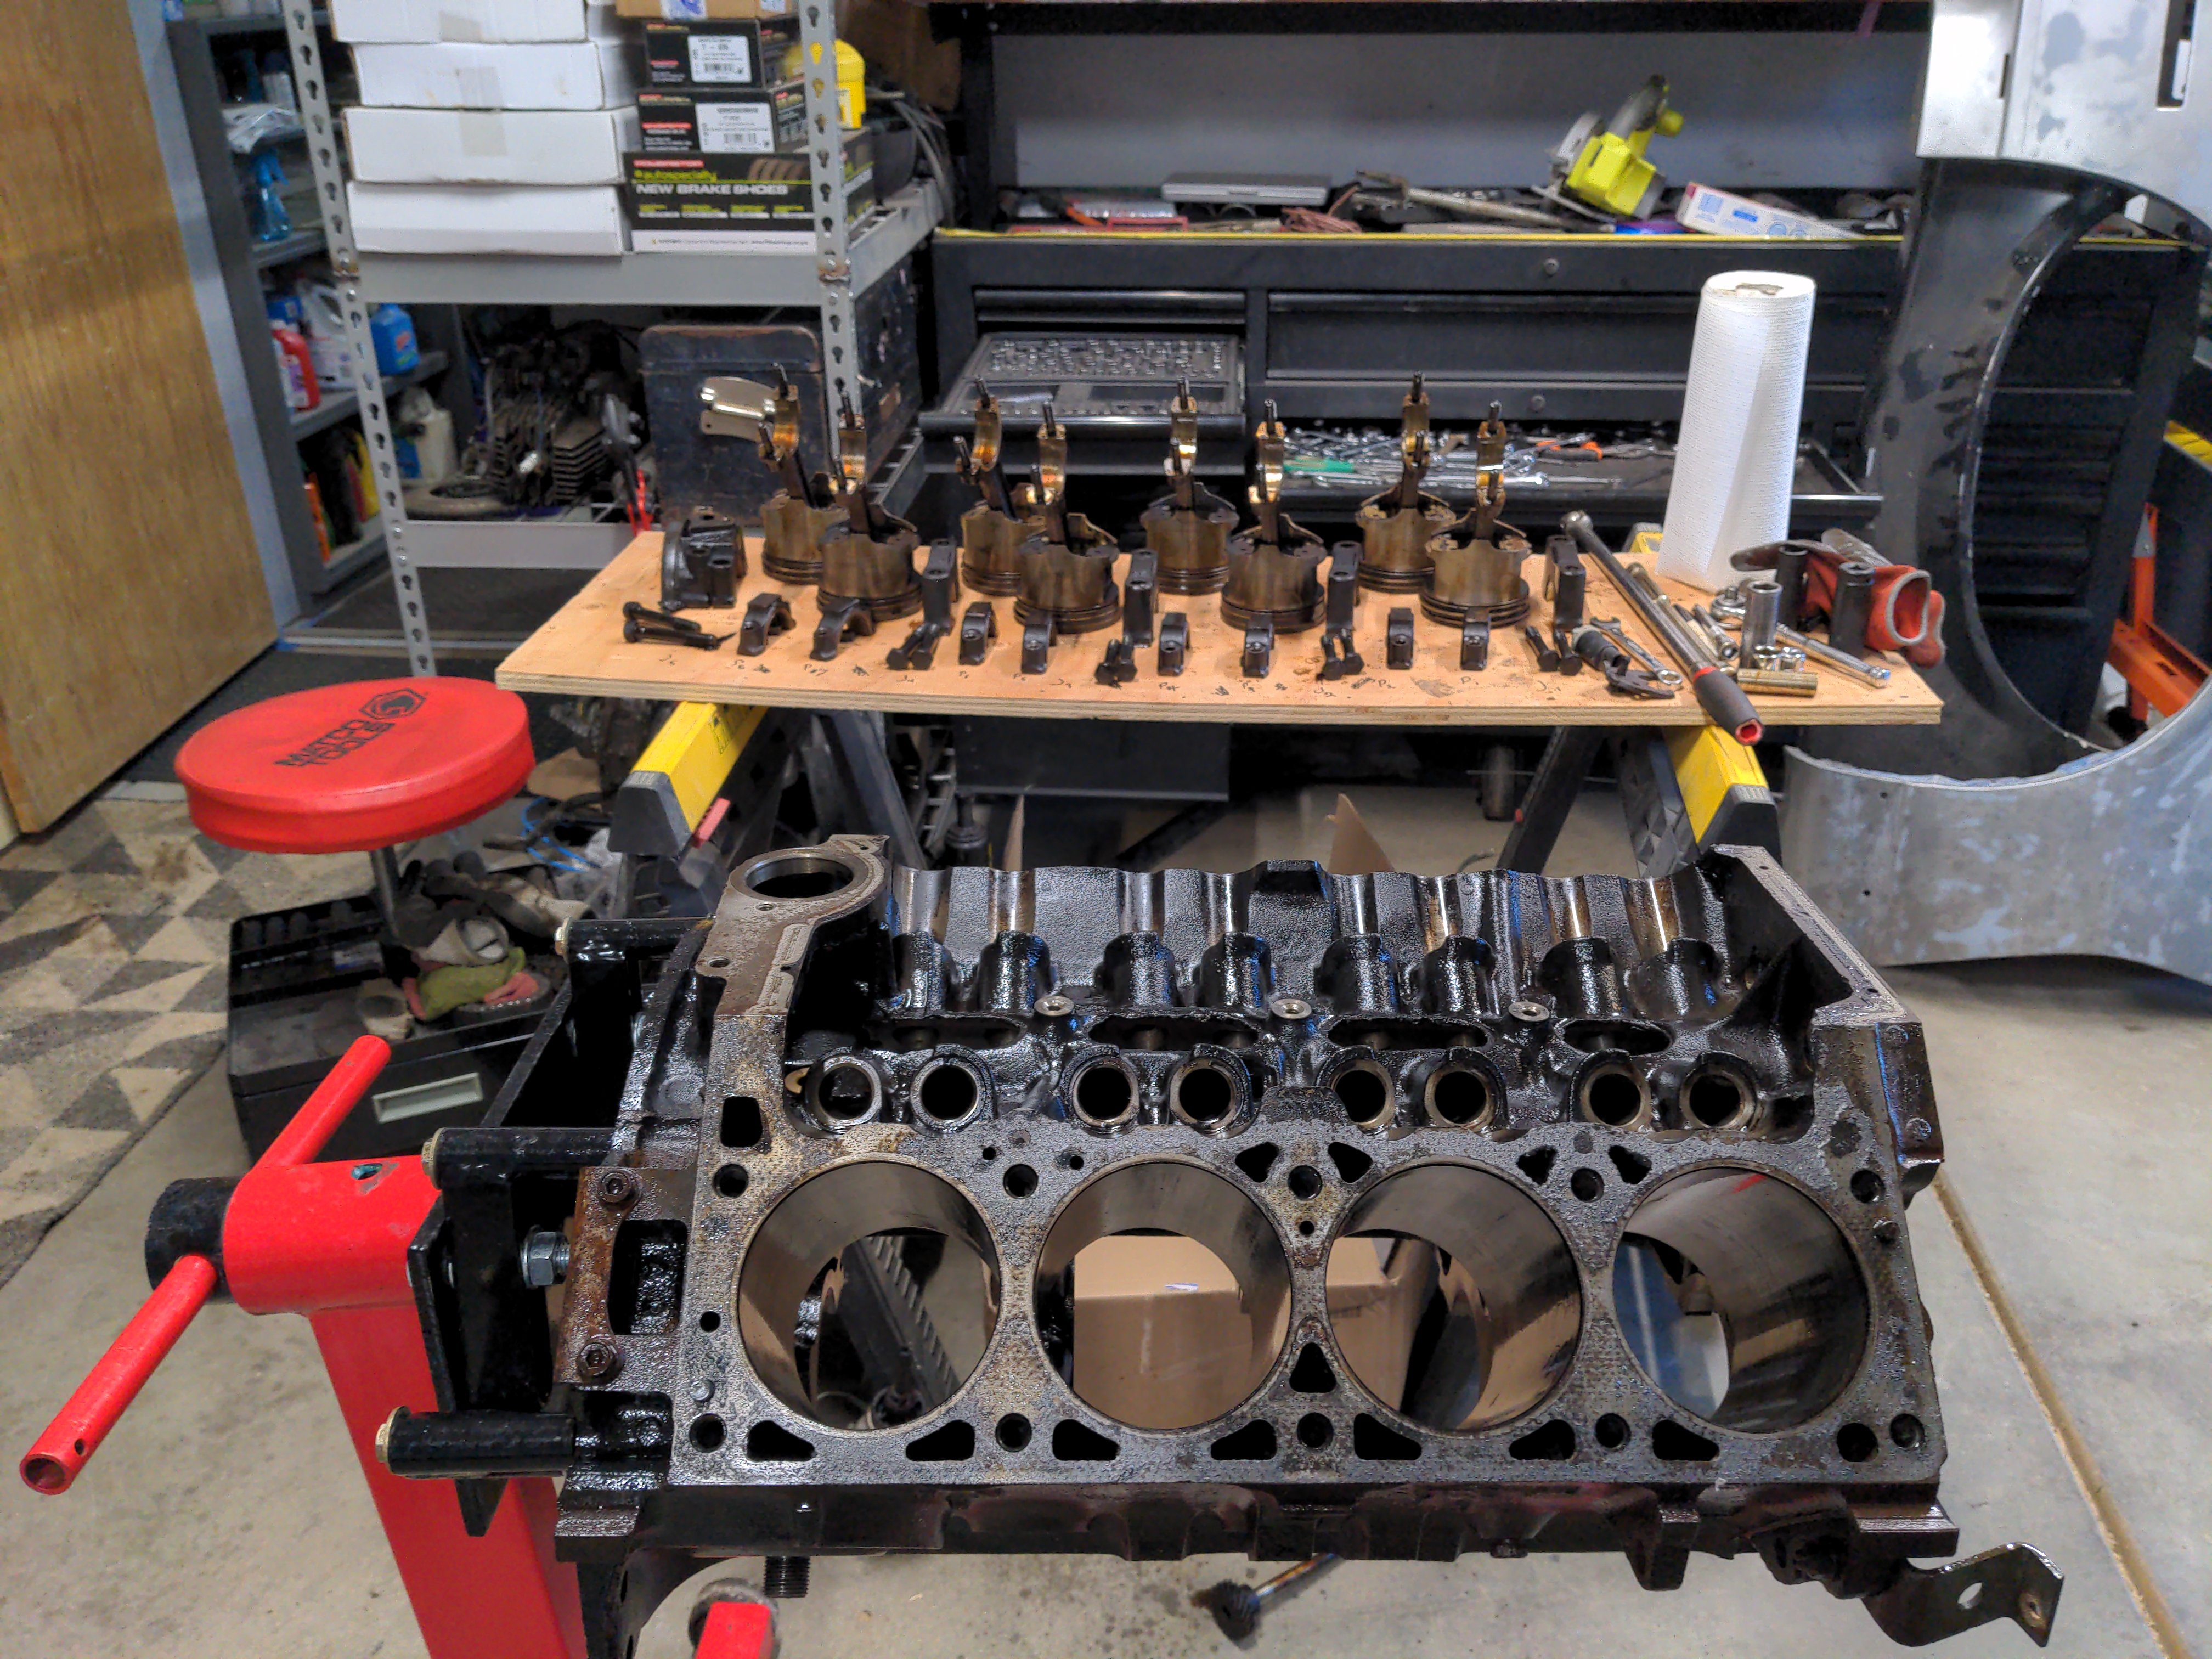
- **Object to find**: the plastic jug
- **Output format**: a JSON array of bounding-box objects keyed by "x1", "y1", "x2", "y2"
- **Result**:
[
  {"x1": 394, "y1": 388, "x2": 458, "y2": 484},
  {"x1": 270, "y1": 325, "x2": 317, "y2": 412},
  {"x1": 369, "y1": 304, "x2": 419, "y2": 375},
  {"x1": 300, "y1": 283, "x2": 354, "y2": 390}
]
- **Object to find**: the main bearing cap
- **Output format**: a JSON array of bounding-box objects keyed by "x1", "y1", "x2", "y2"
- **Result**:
[{"x1": 395, "y1": 840, "x2": 2062, "y2": 1657}]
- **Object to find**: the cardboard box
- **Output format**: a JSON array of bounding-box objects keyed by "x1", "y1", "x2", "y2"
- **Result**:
[
  {"x1": 354, "y1": 39, "x2": 636, "y2": 108},
  {"x1": 1069, "y1": 1234, "x2": 1433, "y2": 1429},
  {"x1": 332, "y1": 0, "x2": 614, "y2": 44},
  {"x1": 624, "y1": 142, "x2": 871, "y2": 226},
  {"x1": 347, "y1": 106, "x2": 639, "y2": 184},
  {"x1": 636, "y1": 84, "x2": 806, "y2": 154},
  {"x1": 616, "y1": 0, "x2": 789, "y2": 17},
  {"x1": 637, "y1": 18, "x2": 799, "y2": 87},
  {"x1": 348, "y1": 183, "x2": 628, "y2": 253},
  {"x1": 1677, "y1": 182, "x2": 1858, "y2": 241}
]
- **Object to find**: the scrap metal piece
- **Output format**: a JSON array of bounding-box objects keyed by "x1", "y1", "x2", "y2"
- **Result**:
[
  {"x1": 1157, "y1": 611, "x2": 1188, "y2": 675},
  {"x1": 624, "y1": 617, "x2": 727, "y2": 651},
  {"x1": 811, "y1": 599, "x2": 876, "y2": 662},
  {"x1": 958, "y1": 602, "x2": 997, "y2": 665},
  {"x1": 1020, "y1": 613, "x2": 1056, "y2": 675},
  {"x1": 1386, "y1": 607, "x2": 1416, "y2": 669},
  {"x1": 737, "y1": 592, "x2": 796, "y2": 656}
]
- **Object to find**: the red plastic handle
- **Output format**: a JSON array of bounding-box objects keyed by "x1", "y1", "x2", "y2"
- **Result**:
[{"x1": 19, "y1": 1035, "x2": 390, "y2": 1494}]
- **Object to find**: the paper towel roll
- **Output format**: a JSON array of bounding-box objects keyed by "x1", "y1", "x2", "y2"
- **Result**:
[{"x1": 1658, "y1": 271, "x2": 1816, "y2": 592}]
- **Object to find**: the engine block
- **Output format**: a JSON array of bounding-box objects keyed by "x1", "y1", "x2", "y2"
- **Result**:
[{"x1": 396, "y1": 838, "x2": 2061, "y2": 1655}]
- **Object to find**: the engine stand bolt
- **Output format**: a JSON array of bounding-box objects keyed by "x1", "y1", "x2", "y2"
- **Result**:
[
  {"x1": 595, "y1": 1169, "x2": 639, "y2": 1210},
  {"x1": 575, "y1": 1340, "x2": 620, "y2": 1381}
]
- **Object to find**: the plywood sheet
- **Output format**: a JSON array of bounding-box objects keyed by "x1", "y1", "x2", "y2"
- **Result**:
[
  {"x1": 0, "y1": 2, "x2": 275, "y2": 828},
  {"x1": 499, "y1": 534, "x2": 1941, "y2": 727}
]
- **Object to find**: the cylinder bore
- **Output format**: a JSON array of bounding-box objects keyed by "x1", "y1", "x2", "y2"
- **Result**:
[
  {"x1": 1168, "y1": 1052, "x2": 1249, "y2": 1133},
  {"x1": 1326, "y1": 1052, "x2": 1397, "y2": 1131},
  {"x1": 912, "y1": 1054, "x2": 989, "y2": 1129},
  {"x1": 737, "y1": 1161, "x2": 1002, "y2": 1428},
  {"x1": 1611, "y1": 1167, "x2": 1870, "y2": 1431},
  {"x1": 1575, "y1": 1057, "x2": 1650, "y2": 1128},
  {"x1": 1327, "y1": 1163, "x2": 1582, "y2": 1431},
  {"x1": 1066, "y1": 1054, "x2": 1142, "y2": 1132},
  {"x1": 1679, "y1": 1062, "x2": 1758, "y2": 1131},
  {"x1": 1421, "y1": 1054, "x2": 1499, "y2": 1130},
  {"x1": 1035, "y1": 1161, "x2": 1292, "y2": 1429}
]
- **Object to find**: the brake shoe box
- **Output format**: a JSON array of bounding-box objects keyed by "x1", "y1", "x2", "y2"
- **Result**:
[
  {"x1": 624, "y1": 138, "x2": 873, "y2": 227},
  {"x1": 636, "y1": 84, "x2": 806, "y2": 155},
  {"x1": 638, "y1": 17, "x2": 799, "y2": 87}
]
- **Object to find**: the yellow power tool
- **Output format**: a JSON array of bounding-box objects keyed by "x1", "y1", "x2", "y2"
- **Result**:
[{"x1": 1547, "y1": 75, "x2": 1684, "y2": 220}]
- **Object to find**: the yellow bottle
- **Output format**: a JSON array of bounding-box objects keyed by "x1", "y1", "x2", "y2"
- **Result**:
[{"x1": 778, "y1": 38, "x2": 865, "y2": 129}]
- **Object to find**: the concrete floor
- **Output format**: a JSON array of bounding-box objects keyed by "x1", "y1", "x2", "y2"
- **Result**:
[{"x1": 0, "y1": 785, "x2": 2202, "y2": 1659}]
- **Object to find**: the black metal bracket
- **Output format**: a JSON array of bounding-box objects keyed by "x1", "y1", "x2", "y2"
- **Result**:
[
  {"x1": 1121, "y1": 550, "x2": 1157, "y2": 646},
  {"x1": 1158, "y1": 611, "x2": 1188, "y2": 675},
  {"x1": 736, "y1": 592, "x2": 794, "y2": 657},
  {"x1": 1460, "y1": 615, "x2": 1491, "y2": 672},
  {"x1": 1021, "y1": 613, "x2": 1056, "y2": 675},
  {"x1": 888, "y1": 541, "x2": 959, "y2": 670},
  {"x1": 1386, "y1": 607, "x2": 1416, "y2": 670},
  {"x1": 811, "y1": 599, "x2": 877, "y2": 662},
  {"x1": 958, "y1": 601, "x2": 997, "y2": 665},
  {"x1": 1862, "y1": 1544, "x2": 2063, "y2": 1650},
  {"x1": 1319, "y1": 541, "x2": 1363, "y2": 679},
  {"x1": 1242, "y1": 618, "x2": 1274, "y2": 678}
]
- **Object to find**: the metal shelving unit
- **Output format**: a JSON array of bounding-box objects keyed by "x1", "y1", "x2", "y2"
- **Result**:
[
  {"x1": 283, "y1": 0, "x2": 942, "y2": 674},
  {"x1": 167, "y1": 10, "x2": 460, "y2": 605}
]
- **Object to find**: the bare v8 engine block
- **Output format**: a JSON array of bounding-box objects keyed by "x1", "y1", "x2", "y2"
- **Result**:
[{"x1": 394, "y1": 838, "x2": 2060, "y2": 1655}]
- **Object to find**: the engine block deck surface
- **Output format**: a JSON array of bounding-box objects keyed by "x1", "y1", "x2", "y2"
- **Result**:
[{"x1": 397, "y1": 839, "x2": 2059, "y2": 1655}]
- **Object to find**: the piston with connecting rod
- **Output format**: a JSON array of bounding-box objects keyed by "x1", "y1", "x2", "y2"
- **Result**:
[
  {"x1": 1355, "y1": 374, "x2": 1457, "y2": 592},
  {"x1": 1140, "y1": 377, "x2": 1239, "y2": 595},
  {"x1": 955, "y1": 383, "x2": 1031, "y2": 596},
  {"x1": 699, "y1": 368, "x2": 840, "y2": 584}
]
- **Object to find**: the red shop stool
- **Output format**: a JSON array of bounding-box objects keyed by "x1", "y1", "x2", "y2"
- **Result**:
[{"x1": 176, "y1": 678, "x2": 533, "y2": 917}]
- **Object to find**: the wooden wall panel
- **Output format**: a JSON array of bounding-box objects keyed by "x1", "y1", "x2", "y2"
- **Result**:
[{"x1": 0, "y1": 0, "x2": 274, "y2": 830}]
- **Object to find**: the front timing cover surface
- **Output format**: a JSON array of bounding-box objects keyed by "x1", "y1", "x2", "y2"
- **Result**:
[{"x1": 405, "y1": 839, "x2": 2059, "y2": 1654}]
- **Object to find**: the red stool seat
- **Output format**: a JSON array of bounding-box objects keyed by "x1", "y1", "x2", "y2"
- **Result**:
[{"x1": 177, "y1": 679, "x2": 534, "y2": 853}]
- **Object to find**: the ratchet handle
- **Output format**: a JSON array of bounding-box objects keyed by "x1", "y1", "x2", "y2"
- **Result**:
[{"x1": 1691, "y1": 664, "x2": 1764, "y2": 746}]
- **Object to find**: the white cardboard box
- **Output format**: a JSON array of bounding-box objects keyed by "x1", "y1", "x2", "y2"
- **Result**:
[
  {"x1": 346, "y1": 106, "x2": 638, "y2": 184},
  {"x1": 1677, "y1": 182, "x2": 1858, "y2": 241},
  {"x1": 354, "y1": 40, "x2": 635, "y2": 108},
  {"x1": 349, "y1": 183, "x2": 628, "y2": 253},
  {"x1": 332, "y1": 0, "x2": 613, "y2": 44}
]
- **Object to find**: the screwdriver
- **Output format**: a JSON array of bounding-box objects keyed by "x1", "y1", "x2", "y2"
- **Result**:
[{"x1": 1560, "y1": 512, "x2": 1764, "y2": 745}]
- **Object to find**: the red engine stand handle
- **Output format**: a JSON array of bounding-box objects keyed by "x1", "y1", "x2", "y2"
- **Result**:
[{"x1": 18, "y1": 1035, "x2": 392, "y2": 1494}]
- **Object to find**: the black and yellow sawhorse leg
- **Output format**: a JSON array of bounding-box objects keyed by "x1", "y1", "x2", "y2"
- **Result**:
[{"x1": 1497, "y1": 723, "x2": 1776, "y2": 874}]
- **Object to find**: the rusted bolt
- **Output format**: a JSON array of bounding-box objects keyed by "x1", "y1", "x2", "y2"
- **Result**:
[
  {"x1": 1872, "y1": 1217, "x2": 1902, "y2": 1244},
  {"x1": 595, "y1": 1169, "x2": 639, "y2": 1209},
  {"x1": 576, "y1": 1340, "x2": 621, "y2": 1381},
  {"x1": 1904, "y1": 1116, "x2": 1933, "y2": 1147}
]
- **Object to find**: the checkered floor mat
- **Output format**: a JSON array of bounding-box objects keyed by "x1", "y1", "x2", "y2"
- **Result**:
[{"x1": 0, "y1": 798, "x2": 366, "y2": 1286}]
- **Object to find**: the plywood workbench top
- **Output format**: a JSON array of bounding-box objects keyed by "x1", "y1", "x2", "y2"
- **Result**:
[{"x1": 497, "y1": 533, "x2": 1941, "y2": 728}]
